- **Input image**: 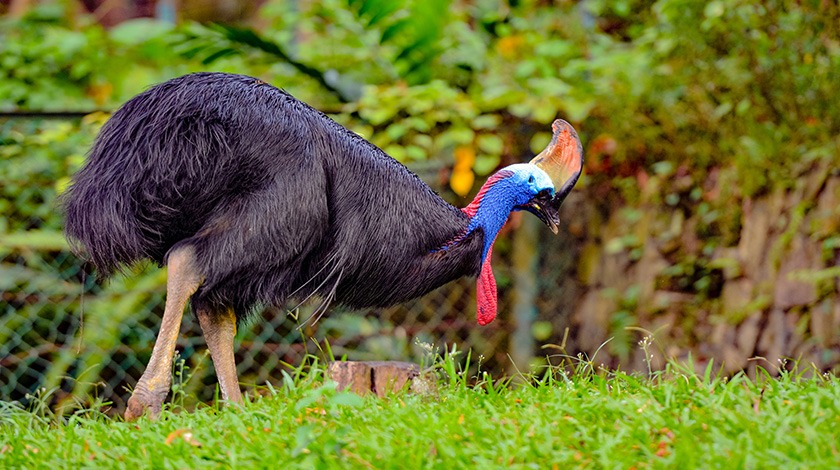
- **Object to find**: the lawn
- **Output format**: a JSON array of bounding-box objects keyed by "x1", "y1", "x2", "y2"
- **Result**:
[{"x1": 1, "y1": 357, "x2": 839, "y2": 469}]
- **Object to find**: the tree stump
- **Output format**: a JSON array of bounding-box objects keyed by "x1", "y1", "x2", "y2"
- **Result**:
[{"x1": 327, "y1": 361, "x2": 422, "y2": 397}]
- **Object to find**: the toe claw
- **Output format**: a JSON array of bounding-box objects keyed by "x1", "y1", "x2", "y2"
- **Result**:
[
  {"x1": 124, "y1": 389, "x2": 165, "y2": 421},
  {"x1": 124, "y1": 396, "x2": 145, "y2": 421}
]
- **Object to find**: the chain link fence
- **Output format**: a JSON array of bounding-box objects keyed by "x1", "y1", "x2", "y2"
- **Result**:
[{"x1": 1, "y1": 117, "x2": 574, "y2": 414}]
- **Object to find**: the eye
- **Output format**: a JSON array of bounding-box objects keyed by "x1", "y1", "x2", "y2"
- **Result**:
[{"x1": 528, "y1": 175, "x2": 535, "y2": 184}]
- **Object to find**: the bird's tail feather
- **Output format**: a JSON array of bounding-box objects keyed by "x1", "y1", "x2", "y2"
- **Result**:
[{"x1": 60, "y1": 168, "x2": 152, "y2": 279}]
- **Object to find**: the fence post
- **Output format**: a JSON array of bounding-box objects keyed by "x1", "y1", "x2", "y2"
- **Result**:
[{"x1": 508, "y1": 215, "x2": 540, "y2": 375}]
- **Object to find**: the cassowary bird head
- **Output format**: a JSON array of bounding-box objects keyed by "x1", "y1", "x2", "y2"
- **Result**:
[
  {"x1": 59, "y1": 73, "x2": 584, "y2": 420},
  {"x1": 456, "y1": 119, "x2": 583, "y2": 325},
  {"x1": 474, "y1": 119, "x2": 584, "y2": 237}
]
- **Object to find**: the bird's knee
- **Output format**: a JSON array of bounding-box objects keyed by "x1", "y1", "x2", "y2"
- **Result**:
[{"x1": 166, "y1": 244, "x2": 204, "y2": 291}]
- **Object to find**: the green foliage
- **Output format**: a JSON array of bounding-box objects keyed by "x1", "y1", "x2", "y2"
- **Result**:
[
  {"x1": 637, "y1": 0, "x2": 840, "y2": 189},
  {"x1": 0, "y1": 119, "x2": 90, "y2": 232},
  {"x1": 176, "y1": 0, "x2": 839, "y2": 200},
  {"x1": 7, "y1": 0, "x2": 829, "y2": 198},
  {"x1": 0, "y1": 18, "x2": 111, "y2": 111},
  {"x1": 0, "y1": 5, "x2": 243, "y2": 112},
  {"x1": 346, "y1": 0, "x2": 452, "y2": 84},
  {"x1": 0, "y1": 119, "x2": 91, "y2": 366}
]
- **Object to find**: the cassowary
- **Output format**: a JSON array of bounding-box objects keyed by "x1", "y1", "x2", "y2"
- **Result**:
[{"x1": 61, "y1": 72, "x2": 583, "y2": 420}]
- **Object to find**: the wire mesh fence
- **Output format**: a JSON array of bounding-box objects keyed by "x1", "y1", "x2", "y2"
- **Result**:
[
  {"x1": 0, "y1": 117, "x2": 574, "y2": 414},
  {"x1": 1, "y1": 236, "x2": 569, "y2": 414}
]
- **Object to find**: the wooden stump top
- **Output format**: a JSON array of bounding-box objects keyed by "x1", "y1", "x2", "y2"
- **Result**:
[{"x1": 327, "y1": 361, "x2": 422, "y2": 397}]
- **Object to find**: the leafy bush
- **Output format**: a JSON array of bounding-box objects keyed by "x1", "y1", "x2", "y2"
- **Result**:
[{"x1": 180, "y1": 0, "x2": 838, "y2": 198}]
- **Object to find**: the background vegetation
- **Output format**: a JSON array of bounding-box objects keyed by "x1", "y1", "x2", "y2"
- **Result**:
[{"x1": 1, "y1": 0, "x2": 838, "y2": 414}]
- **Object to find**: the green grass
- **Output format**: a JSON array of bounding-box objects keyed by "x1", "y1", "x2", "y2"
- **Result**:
[{"x1": 1, "y1": 356, "x2": 839, "y2": 469}]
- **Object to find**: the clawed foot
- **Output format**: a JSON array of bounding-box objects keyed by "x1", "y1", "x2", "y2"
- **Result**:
[{"x1": 124, "y1": 386, "x2": 168, "y2": 421}]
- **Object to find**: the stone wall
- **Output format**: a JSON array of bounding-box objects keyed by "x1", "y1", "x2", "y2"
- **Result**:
[{"x1": 542, "y1": 163, "x2": 840, "y2": 375}]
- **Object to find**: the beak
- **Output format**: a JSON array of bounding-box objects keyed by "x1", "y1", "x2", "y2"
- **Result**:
[
  {"x1": 529, "y1": 119, "x2": 584, "y2": 214},
  {"x1": 521, "y1": 189, "x2": 560, "y2": 235}
]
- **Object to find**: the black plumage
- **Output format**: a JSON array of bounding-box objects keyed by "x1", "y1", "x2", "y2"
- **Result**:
[{"x1": 62, "y1": 72, "x2": 485, "y2": 320}]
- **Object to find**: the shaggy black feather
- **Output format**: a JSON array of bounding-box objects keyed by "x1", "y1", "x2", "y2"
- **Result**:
[{"x1": 62, "y1": 72, "x2": 484, "y2": 320}]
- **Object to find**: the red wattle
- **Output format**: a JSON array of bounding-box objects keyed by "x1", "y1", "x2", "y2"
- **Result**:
[{"x1": 476, "y1": 245, "x2": 497, "y2": 326}]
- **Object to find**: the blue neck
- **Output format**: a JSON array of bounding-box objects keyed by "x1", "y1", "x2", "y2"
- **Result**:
[{"x1": 465, "y1": 180, "x2": 519, "y2": 263}]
